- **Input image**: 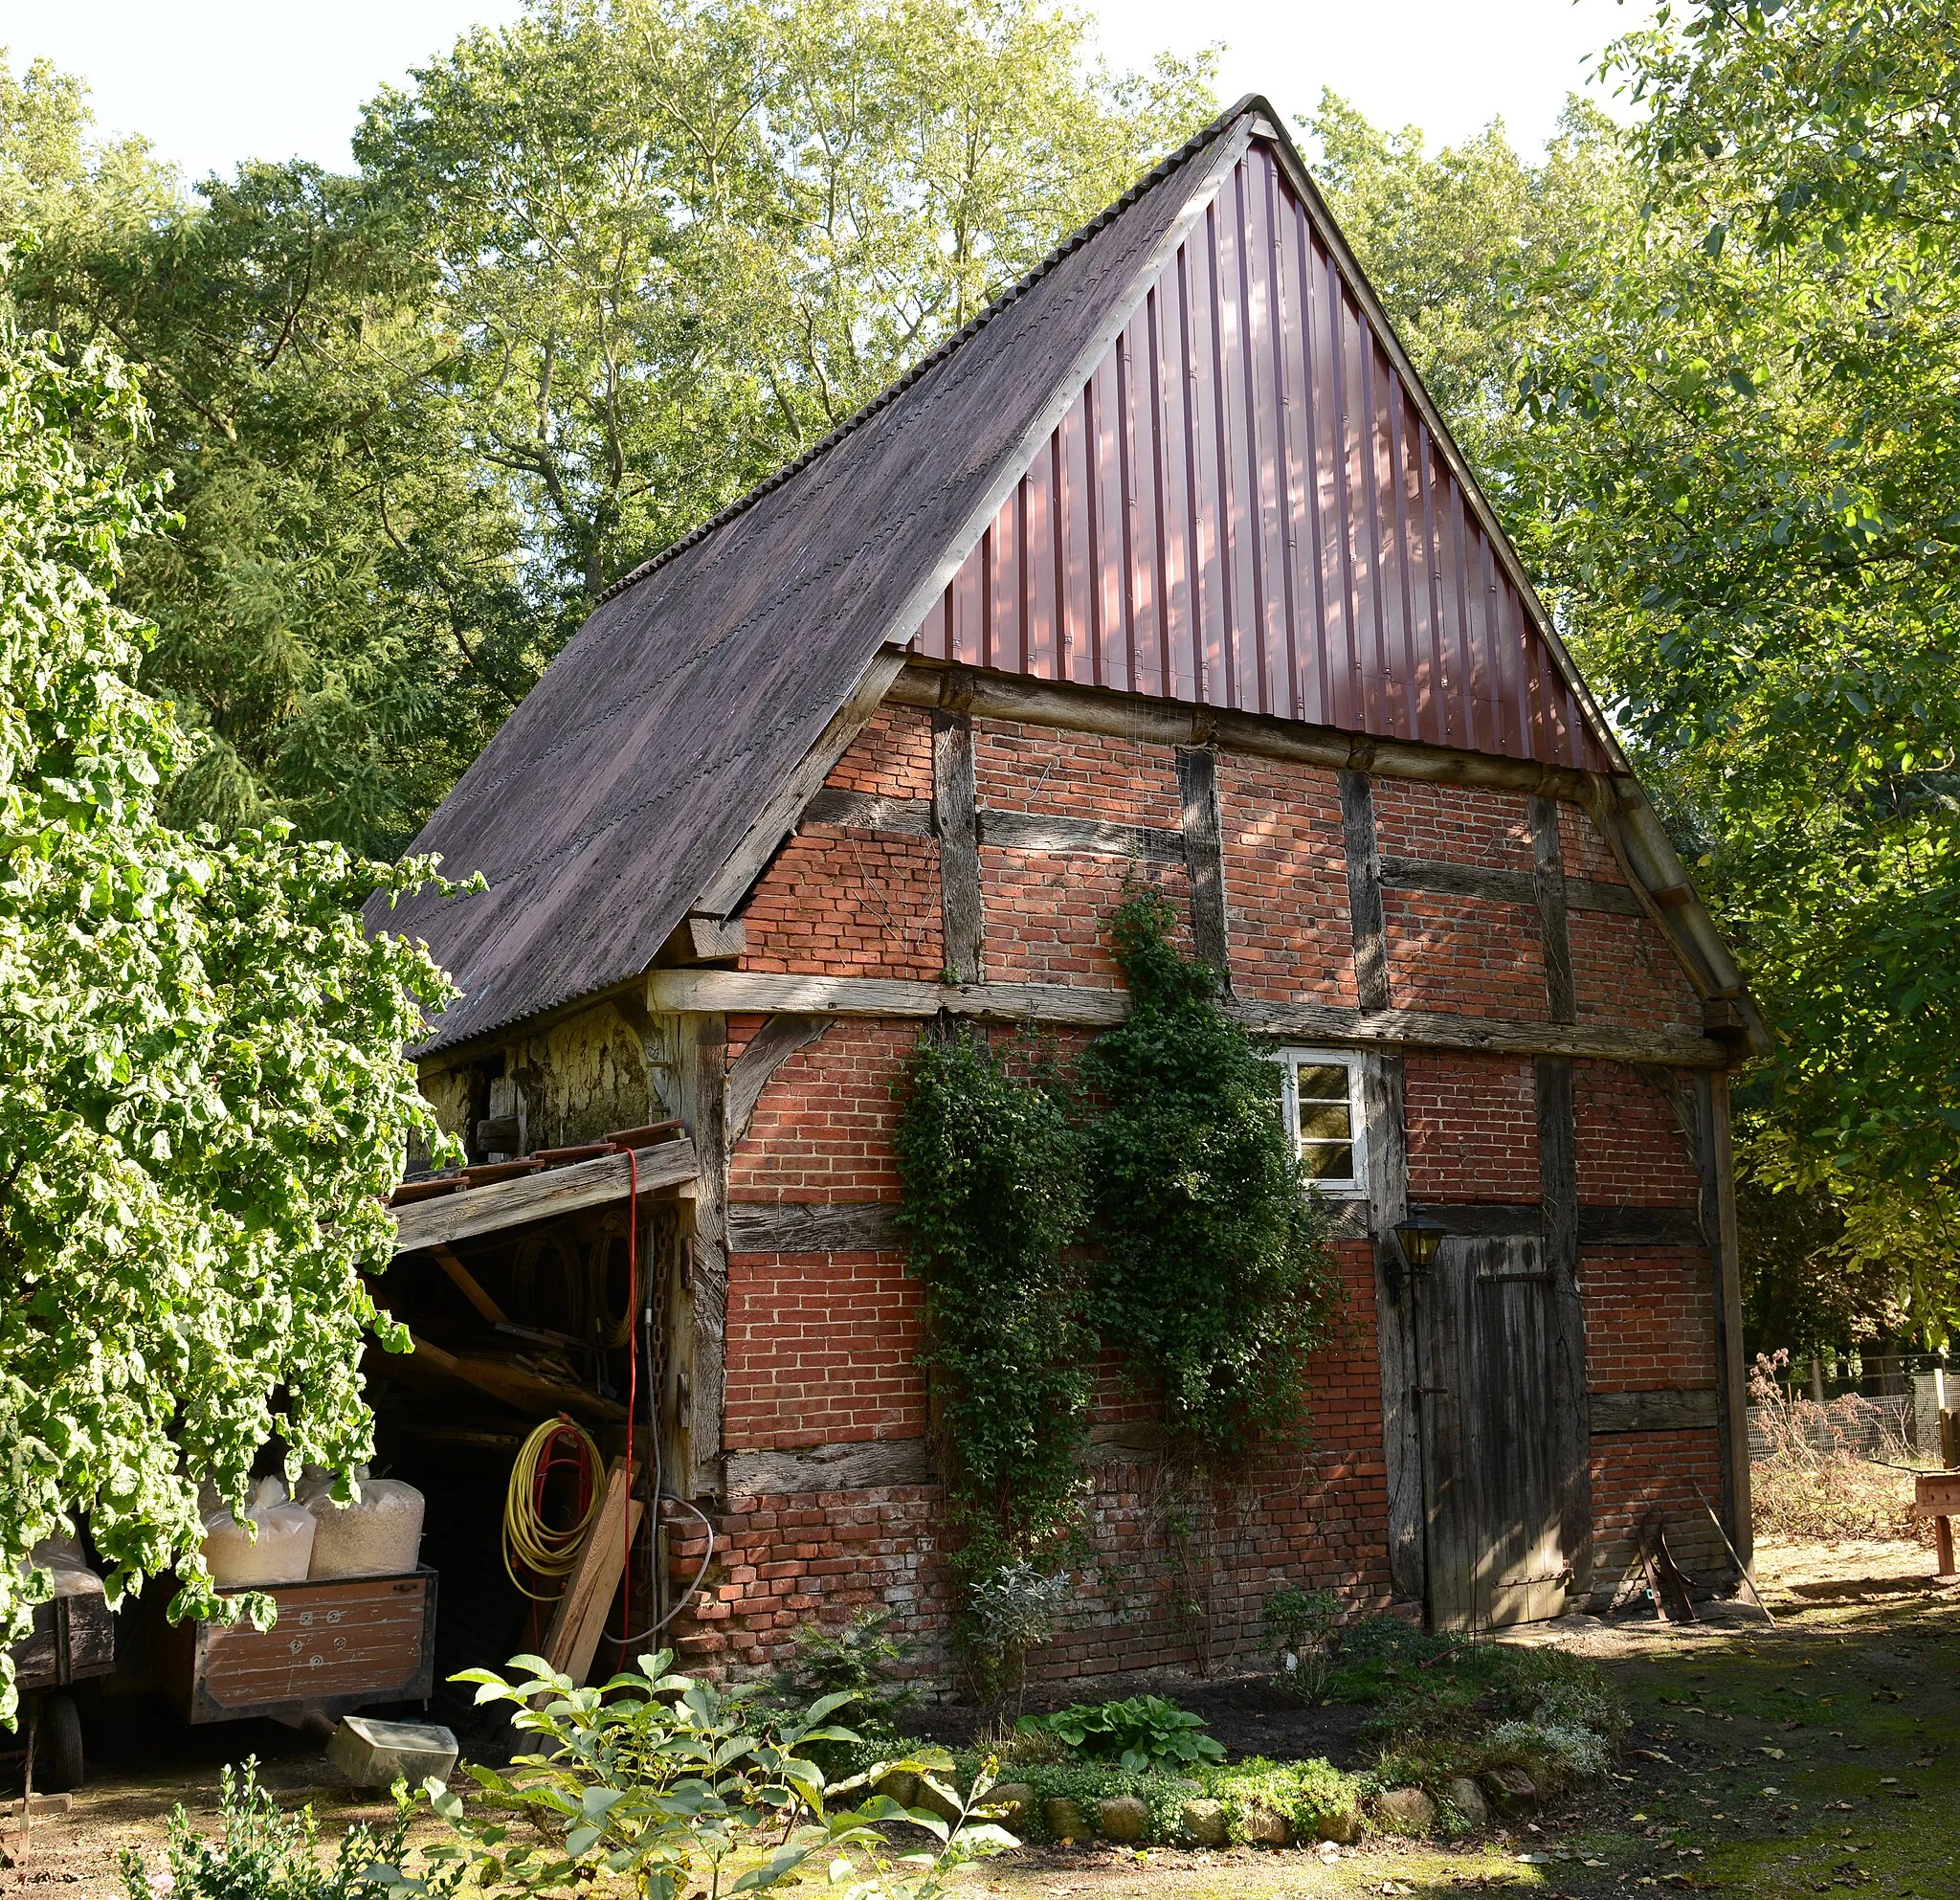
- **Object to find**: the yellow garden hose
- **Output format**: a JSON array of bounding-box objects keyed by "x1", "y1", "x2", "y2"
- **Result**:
[{"x1": 502, "y1": 1415, "x2": 603, "y2": 1600}]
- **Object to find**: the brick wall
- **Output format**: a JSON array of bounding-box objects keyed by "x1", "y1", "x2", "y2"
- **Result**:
[
  {"x1": 1571, "y1": 909, "x2": 1702, "y2": 1034},
  {"x1": 975, "y1": 721, "x2": 1182, "y2": 824},
  {"x1": 679, "y1": 704, "x2": 1736, "y2": 1667},
  {"x1": 1384, "y1": 889, "x2": 1547, "y2": 1017},
  {"x1": 730, "y1": 1018, "x2": 913, "y2": 1201},
  {"x1": 681, "y1": 1238, "x2": 1393, "y2": 1685},
  {"x1": 1404, "y1": 1051, "x2": 1541, "y2": 1202},
  {"x1": 1574, "y1": 1061, "x2": 1701, "y2": 1206},
  {"x1": 1558, "y1": 801, "x2": 1625, "y2": 886},
  {"x1": 832, "y1": 703, "x2": 935, "y2": 798},
  {"x1": 1588, "y1": 1429, "x2": 1728, "y2": 1591},
  {"x1": 1583, "y1": 1252, "x2": 1718, "y2": 1395},
  {"x1": 1372, "y1": 779, "x2": 1533, "y2": 868},
  {"x1": 1215, "y1": 755, "x2": 1355, "y2": 1007},
  {"x1": 724, "y1": 1249, "x2": 924, "y2": 1450},
  {"x1": 742, "y1": 829, "x2": 943, "y2": 978},
  {"x1": 981, "y1": 849, "x2": 1188, "y2": 984}
]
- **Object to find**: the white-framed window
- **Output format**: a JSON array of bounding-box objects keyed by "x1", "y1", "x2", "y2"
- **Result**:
[{"x1": 1275, "y1": 1048, "x2": 1368, "y2": 1196}]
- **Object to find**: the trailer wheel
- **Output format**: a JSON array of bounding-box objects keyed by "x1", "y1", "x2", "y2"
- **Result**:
[{"x1": 33, "y1": 1693, "x2": 84, "y2": 1793}]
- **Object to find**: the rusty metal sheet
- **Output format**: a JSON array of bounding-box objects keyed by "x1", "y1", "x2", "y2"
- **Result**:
[{"x1": 910, "y1": 142, "x2": 1615, "y2": 776}]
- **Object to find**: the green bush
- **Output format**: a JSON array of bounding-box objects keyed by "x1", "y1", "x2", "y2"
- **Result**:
[
  {"x1": 1202, "y1": 1755, "x2": 1364, "y2": 1841},
  {"x1": 119, "y1": 1758, "x2": 422, "y2": 1900},
  {"x1": 771, "y1": 1608, "x2": 920, "y2": 1741},
  {"x1": 419, "y1": 1651, "x2": 1014, "y2": 1900},
  {"x1": 1348, "y1": 1643, "x2": 1625, "y2": 1795},
  {"x1": 1017, "y1": 1694, "x2": 1226, "y2": 1773}
]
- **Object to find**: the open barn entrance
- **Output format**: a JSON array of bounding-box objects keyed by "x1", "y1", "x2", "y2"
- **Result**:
[{"x1": 1415, "y1": 1235, "x2": 1574, "y2": 1629}]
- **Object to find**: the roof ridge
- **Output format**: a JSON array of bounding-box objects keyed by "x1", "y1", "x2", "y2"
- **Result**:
[{"x1": 592, "y1": 95, "x2": 1264, "y2": 610}]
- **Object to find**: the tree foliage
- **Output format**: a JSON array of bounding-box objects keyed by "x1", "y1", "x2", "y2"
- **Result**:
[
  {"x1": 0, "y1": 310, "x2": 455, "y2": 1715},
  {"x1": 2, "y1": 5, "x2": 1214, "y2": 854},
  {"x1": 1307, "y1": 0, "x2": 1960, "y2": 1348}
]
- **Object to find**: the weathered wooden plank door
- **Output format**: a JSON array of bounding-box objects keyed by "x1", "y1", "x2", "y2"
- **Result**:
[{"x1": 1415, "y1": 1235, "x2": 1572, "y2": 1629}]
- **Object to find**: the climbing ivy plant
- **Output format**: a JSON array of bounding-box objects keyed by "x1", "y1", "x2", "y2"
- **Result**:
[
  {"x1": 1080, "y1": 891, "x2": 1341, "y2": 1468},
  {"x1": 893, "y1": 1027, "x2": 1092, "y2": 1597},
  {"x1": 895, "y1": 894, "x2": 1343, "y2": 1657}
]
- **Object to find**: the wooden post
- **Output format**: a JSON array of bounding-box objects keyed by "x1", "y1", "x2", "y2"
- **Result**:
[
  {"x1": 1338, "y1": 772, "x2": 1391, "y2": 1013},
  {"x1": 1175, "y1": 747, "x2": 1232, "y2": 981},
  {"x1": 1696, "y1": 1069, "x2": 1753, "y2": 1568},
  {"x1": 1344, "y1": 771, "x2": 1420, "y2": 1608},
  {"x1": 542, "y1": 1457, "x2": 644, "y2": 1685},
  {"x1": 1535, "y1": 1055, "x2": 1593, "y2": 1599},
  {"x1": 1529, "y1": 796, "x2": 1576, "y2": 1026},
  {"x1": 1365, "y1": 1052, "x2": 1423, "y2": 1608},
  {"x1": 932, "y1": 712, "x2": 985, "y2": 983},
  {"x1": 679, "y1": 1015, "x2": 729, "y2": 1501}
]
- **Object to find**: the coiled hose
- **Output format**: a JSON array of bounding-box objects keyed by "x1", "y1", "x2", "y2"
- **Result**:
[{"x1": 501, "y1": 1415, "x2": 603, "y2": 1599}]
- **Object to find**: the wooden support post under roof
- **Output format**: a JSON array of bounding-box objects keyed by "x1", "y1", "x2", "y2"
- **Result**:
[
  {"x1": 1530, "y1": 796, "x2": 1576, "y2": 1027},
  {"x1": 1536, "y1": 1055, "x2": 1594, "y2": 1599},
  {"x1": 1176, "y1": 747, "x2": 1231, "y2": 980},
  {"x1": 1364, "y1": 1053, "x2": 1422, "y2": 1609},
  {"x1": 679, "y1": 1015, "x2": 729, "y2": 1501},
  {"x1": 1339, "y1": 772, "x2": 1391, "y2": 1015},
  {"x1": 932, "y1": 711, "x2": 985, "y2": 984},
  {"x1": 1697, "y1": 1069, "x2": 1753, "y2": 1568}
]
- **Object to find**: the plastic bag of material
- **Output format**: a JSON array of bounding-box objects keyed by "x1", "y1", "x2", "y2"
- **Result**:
[
  {"x1": 201, "y1": 1476, "x2": 316, "y2": 1587},
  {"x1": 298, "y1": 1469, "x2": 425, "y2": 1579},
  {"x1": 23, "y1": 1533, "x2": 102, "y2": 1599}
]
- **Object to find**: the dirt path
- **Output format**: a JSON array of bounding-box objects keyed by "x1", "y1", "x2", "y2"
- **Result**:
[{"x1": 7, "y1": 1535, "x2": 1955, "y2": 1899}]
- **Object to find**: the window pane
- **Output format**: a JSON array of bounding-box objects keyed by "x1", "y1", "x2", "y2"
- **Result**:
[
  {"x1": 1294, "y1": 1063, "x2": 1349, "y2": 1103},
  {"x1": 1298, "y1": 1101, "x2": 1353, "y2": 1143},
  {"x1": 1300, "y1": 1141, "x2": 1354, "y2": 1182}
]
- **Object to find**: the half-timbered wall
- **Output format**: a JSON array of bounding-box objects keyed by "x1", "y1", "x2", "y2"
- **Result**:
[{"x1": 615, "y1": 693, "x2": 1721, "y2": 1673}]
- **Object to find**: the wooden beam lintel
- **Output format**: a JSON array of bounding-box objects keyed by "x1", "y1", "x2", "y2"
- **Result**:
[{"x1": 643, "y1": 970, "x2": 1726, "y2": 1068}]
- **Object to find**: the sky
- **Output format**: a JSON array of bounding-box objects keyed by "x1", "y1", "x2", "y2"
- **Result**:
[{"x1": 1, "y1": 0, "x2": 1655, "y2": 185}]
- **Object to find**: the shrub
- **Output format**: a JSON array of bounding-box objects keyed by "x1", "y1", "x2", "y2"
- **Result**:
[
  {"x1": 420, "y1": 1651, "x2": 1013, "y2": 1900},
  {"x1": 119, "y1": 1758, "x2": 421, "y2": 1900},
  {"x1": 1262, "y1": 1583, "x2": 1343, "y2": 1700},
  {"x1": 1204, "y1": 1755, "x2": 1363, "y2": 1840},
  {"x1": 1484, "y1": 1718, "x2": 1611, "y2": 1782},
  {"x1": 772, "y1": 1608, "x2": 920, "y2": 1739},
  {"x1": 1746, "y1": 1350, "x2": 1930, "y2": 1545},
  {"x1": 1018, "y1": 1694, "x2": 1227, "y2": 1774},
  {"x1": 1081, "y1": 892, "x2": 1342, "y2": 1466}
]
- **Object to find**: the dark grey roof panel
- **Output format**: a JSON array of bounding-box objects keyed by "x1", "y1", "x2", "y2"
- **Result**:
[{"x1": 370, "y1": 105, "x2": 1248, "y2": 1053}]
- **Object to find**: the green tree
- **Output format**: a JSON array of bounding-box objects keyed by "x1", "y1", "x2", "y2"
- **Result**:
[
  {"x1": 354, "y1": 0, "x2": 1217, "y2": 621},
  {"x1": 1305, "y1": 3, "x2": 1960, "y2": 1347},
  {"x1": 2, "y1": 113, "x2": 529, "y2": 857},
  {"x1": 0, "y1": 308, "x2": 455, "y2": 1716}
]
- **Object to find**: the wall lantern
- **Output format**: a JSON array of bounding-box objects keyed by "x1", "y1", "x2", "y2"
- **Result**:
[{"x1": 1393, "y1": 1213, "x2": 1450, "y2": 1276}]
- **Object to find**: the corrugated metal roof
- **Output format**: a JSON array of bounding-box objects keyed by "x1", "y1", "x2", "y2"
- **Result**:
[
  {"x1": 909, "y1": 140, "x2": 1616, "y2": 773},
  {"x1": 370, "y1": 100, "x2": 1254, "y2": 1054}
]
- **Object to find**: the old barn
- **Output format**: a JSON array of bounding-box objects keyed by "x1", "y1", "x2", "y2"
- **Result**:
[{"x1": 368, "y1": 96, "x2": 1765, "y2": 1682}]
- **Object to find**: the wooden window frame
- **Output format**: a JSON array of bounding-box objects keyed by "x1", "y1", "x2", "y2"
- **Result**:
[{"x1": 1275, "y1": 1046, "x2": 1369, "y2": 1197}]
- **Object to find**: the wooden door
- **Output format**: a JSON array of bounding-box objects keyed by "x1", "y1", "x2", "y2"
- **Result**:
[{"x1": 1415, "y1": 1235, "x2": 1572, "y2": 1629}]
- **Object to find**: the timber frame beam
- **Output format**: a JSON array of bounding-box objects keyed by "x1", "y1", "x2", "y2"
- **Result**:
[
  {"x1": 643, "y1": 968, "x2": 1728, "y2": 1068},
  {"x1": 889, "y1": 657, "x2": 1771, "y2": 1061}
]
